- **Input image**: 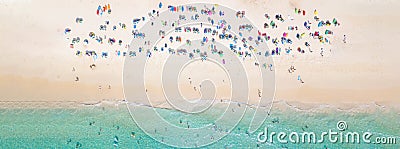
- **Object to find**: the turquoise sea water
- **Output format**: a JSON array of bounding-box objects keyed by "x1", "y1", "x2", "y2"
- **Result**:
[{"x1": 0, "y1": 102, "x2": 399, "y2": 148}]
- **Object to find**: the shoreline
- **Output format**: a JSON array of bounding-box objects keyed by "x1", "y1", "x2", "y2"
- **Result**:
[
  {"x1": 0, "y1": 99, "x2": 398, "y2": 114},
  {"x1": 1, "y1": 74, "x2": 399, "y2": 113}
]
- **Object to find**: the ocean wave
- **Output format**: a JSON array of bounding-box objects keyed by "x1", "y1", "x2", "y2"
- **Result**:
[{"x1": 0, "y1": 99, "x2": 398, "y2": 114}]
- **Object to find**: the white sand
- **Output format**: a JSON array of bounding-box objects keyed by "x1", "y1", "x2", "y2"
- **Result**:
[{"x1": 0, "y1": 0, "x2": 399, "y2": 108}]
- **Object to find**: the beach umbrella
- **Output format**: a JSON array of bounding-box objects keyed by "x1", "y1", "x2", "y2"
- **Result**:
[
  {"x1": 168, "y1": 6, "x2": 174, "y2": 11},
  {"x1": 287, "y1": 39, "x2": 293, "y2": 44},
  {"x1": 133, "y1": 18, "x2": 141, "y2": 24},
  {"x1": 325, "y1": 29, "x2": 333, "y2": 35},
  {"x1": 318, "y1": 21, "x2": 324, "y2": 27},
  {"x1": 264, "y1": 51, "x2": 270, "y2": 57},
  {"x1": 76, "y1": 17, "x2": 83, "y2": 23},
  {"x1": 314, "y1": 31, "x2": 319, "y2": 37},
  {"x1": 270, "y1": 21, "x2": 275, "y2": 27},
  {"x1": 89, "y1": 32, "x2": 95, "y2": 38},
  {"x1": 283, "y1": 32, "x2": 288, "y2": 37},
  {"x1": 93, "y1": 54, "x2": 98, "y2": 61},
  {"x1": 333, "y1": 18, "x2": 338, "y2": 26},
  {"x1": 102, "y1": 52, "x2": 108, "y2": 58},
  {"x1": 64, "y1": 28, "x2": 71, "y2": 34},
  {"x1": 281, "y1": 38, "x2": 286, "y2": 44}
]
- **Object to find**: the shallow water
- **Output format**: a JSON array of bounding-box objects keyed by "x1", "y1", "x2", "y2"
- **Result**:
[{"x1": 0, "y1": 103, "x2": 399, "y2": 148}]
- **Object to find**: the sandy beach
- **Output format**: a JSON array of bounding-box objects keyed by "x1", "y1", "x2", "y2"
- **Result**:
[
  {"x1": 0, "y1": 0, "x2": 399, "y2": 109},
  {"x1": 2, "y1": 1, "x2": 400, "y2": 148}
]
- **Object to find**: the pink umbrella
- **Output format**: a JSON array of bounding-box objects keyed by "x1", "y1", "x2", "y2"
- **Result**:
[{"x1": 283, "y1": 32, "x2": 288, "y2": 37}]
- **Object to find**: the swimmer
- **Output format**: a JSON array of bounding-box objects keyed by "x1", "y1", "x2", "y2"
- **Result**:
[
  {"x1": 114, "y1": 136, "x2": 119, "y2": 143},
  {"x1": 272, "y1": 117, "x2": 279, "y2": 123},
  {"x1": 131, "y1": 131, "x2": 136, "y2": 138},
  {"x1": 76, "y1": 142, "x2": 82, "y2": 148}
]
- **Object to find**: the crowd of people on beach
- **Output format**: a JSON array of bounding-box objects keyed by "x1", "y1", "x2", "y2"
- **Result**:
[
  {"x1": 64, "y1": 3, "x2": 344, "y2": 95},
  {"x1": 64, "y1": 2, "x2": 343, "y2": 85}
]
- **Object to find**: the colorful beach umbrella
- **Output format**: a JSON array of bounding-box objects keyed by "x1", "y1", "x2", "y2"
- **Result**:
[
  {"x1": 325, "y1": 29, "x2": 333, "y2": 35},
  {"x1": 64, "y1": 28, "x2": 71, "y2": 34},
  {"x1": 283, "y1": 32, "x2": 288, "y2": 37}
]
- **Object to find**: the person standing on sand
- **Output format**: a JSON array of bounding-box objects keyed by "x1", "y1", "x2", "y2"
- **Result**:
[
  {"x1": 320, "y1": 48, "x2": 324, "y2": 57},
  {"x1": 298, "y1": 75, "x2": 304, "y2": 83}
]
